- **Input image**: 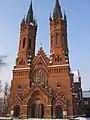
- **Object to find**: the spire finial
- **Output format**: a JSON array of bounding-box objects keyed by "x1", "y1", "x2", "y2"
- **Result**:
[
  {"x1": 40, "y1": 42, "x2": 42, "y2": 48},
  {"x1": 26, "y1": 0, "x2": 33, "y2": 23},
  {"x1": 53, "y1": 0, "x2": 62, "y2": 20}
]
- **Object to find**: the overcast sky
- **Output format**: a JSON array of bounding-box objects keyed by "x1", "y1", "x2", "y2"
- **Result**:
[{"x1": 0, "y1": 0, "x2": 90, "y2": 90}]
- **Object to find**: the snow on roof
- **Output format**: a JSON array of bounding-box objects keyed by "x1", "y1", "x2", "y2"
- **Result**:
[
  {"x1": 73, "y1": 70, "x2": 80, "y2": 83},
  {"x1": 83, "y1": 91, "x2": 90, "y2": 98}
]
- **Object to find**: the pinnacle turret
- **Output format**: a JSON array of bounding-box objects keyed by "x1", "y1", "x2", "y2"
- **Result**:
[
  {"x1": 64, "y1": 11, "x2": 67, "y2": 21},
  {"x1": 53, "y1": 0, "x2": 62, "y2": 20}
]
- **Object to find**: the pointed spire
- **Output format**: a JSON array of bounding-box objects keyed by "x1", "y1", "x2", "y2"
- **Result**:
[
  {"x1": 21, "y1": 15, "x2": 25, "y2": 27},
  {"x1": 53, "y1": 0, "x2": 62, "y2": 20},
  {"x1": 64, "y1": 11, "x2": 67, "y2": 22},
  {"x1": 26, "y1": 0, "x2": 33, "y2": 23}
]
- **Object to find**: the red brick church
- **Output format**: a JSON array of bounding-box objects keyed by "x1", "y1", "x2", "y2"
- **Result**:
[{"x1": 8, "y1": 0, "x2": 84, "y2": 119}]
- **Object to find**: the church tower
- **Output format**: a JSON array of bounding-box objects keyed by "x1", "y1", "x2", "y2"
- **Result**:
[
  {"x1": 18, "y1": 1, "x2": 37, "y2": 60},
  {"x1": 8, "y1": 0, "x2": 79, "y2": 119},
  {"x1": 8, "y1": 1, "x2": 37, "y2": 117},
  {"x1": 48, "y1": 0, "x2": 75, "y2": 117},
  {"x1": 50, "y1": 0, "x2": 69, "y2": 65}
]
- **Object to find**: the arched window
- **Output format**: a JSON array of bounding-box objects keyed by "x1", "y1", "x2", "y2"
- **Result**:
[
  {"x1": 42, "y1": 73, "x2": 45, "y2": 83},
  {"x1": 38, "y1": 103, "x2": 44, "y2": 118},
  {"x1": 22, "y1": 38, "x2": 26, "y2": 48},
  {"x1": 60, "y1": 57, "x2": 62, "y2": 62},
  {"x1": 39, "y1": 70, "x2": 42, "y2": 81},
  {"x1": 35, "y1": 69, "x2": 47, "y2": 83},
  {"x1": 31, "y1": 103, "x2": 37, "y2": 118},
  {"x1": 57, "y1": 55, "x2": 59, "y2": 62},
  {"x1": 39, "y1": 70, "x2": 45, "y2": 83},
  {"x1": 14, "y1": 105, "x2": 20, "y2": 117},
  {"x1": 17, "y1": 84, "x2": 22, "y2": 90},
  {"x1": 55, "y1": 57, "x2": 57, "y2": 62},
  {"x1": 62, "y1": 34, "x2": 65, "y2": 46},
  {"x1": 56, "y1": 33, "x2": 59, "y2": 44},
  {"x1": 33, "y1": 41, "x2": 35, "y2": 52},
  {"x1": 51, "y1": 36, "x2": 53, "y2": 48},
  {"x1": 28, "y1": 39, "x2": 31, "y2": 49}
]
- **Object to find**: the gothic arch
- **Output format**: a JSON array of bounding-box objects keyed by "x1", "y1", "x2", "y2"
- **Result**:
[
  {"x1": 14, "y1": 105, "x2": 20, "y2": 117},
  {"x1": 33, "y1": 68, "x2": 48, "y2": 84},
  {"x1": 56, "y1": 33, "x2": 59, "y2": 44},
  {"x1": 38, "y1": 103, "x2": 44, "y2": 118},
  {"x1": 55, "y1": 105, "x2": 63, "y2": 118},
  {"x1": 27, "y1": 90, "x2": 45, "y2": 118},
  {"x1": 22, "y1": 38, "x2": 26, "y2": 48},
  {"x1": 31, "y1": 103, "x2": 37, "y2": 118},
  {"x1": 27, "y1": 90, "x2": 38, "y2": 118},
  {"x1": 54, "y1": 97, "x2": 67, "y2": 112}
]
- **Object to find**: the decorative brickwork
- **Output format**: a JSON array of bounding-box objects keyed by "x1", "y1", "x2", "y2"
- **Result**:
[{"x1": 8, "y1": 0, "x2": 83, "y2": 119}]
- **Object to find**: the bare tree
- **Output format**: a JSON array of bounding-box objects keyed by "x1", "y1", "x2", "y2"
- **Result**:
[
  {"x1": 0, "y1": 80, "x2": 3, "y2": 116},
  {"x1": 0, "y1": 56, "x2": 7, "y2": 116},
  {"x1": 0, "y1": 55, "x2": 7, "y2": 67},
  {"x1": 0, "y1": 80, "x2": 2, "y2": 93},
  {"x1": 3, "y1": 82, "x2": 10, "y2": 116}
]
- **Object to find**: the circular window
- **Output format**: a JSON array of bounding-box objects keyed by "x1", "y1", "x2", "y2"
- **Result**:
[{"x1": 17, "y1": 84, "x2": 22, "y2": 90}]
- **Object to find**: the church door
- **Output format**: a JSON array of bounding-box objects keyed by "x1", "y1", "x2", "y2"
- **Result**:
[
  {"x1": 55, "y1": 105, "x2": 63, "y2": 118},
  {"x1": 31, "y1": 103, "x2": 37, "y2": 118},
  {"x1": 14, "y1": 105, "x2": 20, "y2": 117}
]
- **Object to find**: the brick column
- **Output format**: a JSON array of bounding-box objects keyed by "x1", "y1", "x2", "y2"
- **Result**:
[
  {"x1": 22, "y1": 105, "x2": 27, "y2": 119},
  {"x1": 44, "y1": 105, "x2": 51, "y2": 118}
]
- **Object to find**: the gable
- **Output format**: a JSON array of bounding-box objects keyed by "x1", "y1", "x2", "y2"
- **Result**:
[{"x1": 33, "y1": 47, "x2": 49, "y2": 70}]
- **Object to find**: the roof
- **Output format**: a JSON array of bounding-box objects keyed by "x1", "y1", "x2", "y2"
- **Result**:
[
  {"x1": 73, "y1": 70, "x2": 80, "y2": 82},
  {"x1": 83, "y1": 91, "x2": 90, "y2": 98}
]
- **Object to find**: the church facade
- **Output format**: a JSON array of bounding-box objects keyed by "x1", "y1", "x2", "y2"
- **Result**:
[{"x1": 8, "y1": 0, "x2": 84, "y2": 119}]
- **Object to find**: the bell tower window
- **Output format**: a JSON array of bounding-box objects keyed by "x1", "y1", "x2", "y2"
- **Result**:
[
  {"x1": 56, "y1": 33, "x2": 59, "y2": 44},
  {"x1": 62, "y1": 34, "x2": 65, "y2": 46},
  {"x1": 29, "y1": 39, "x2": 31, "y2": 49},
  {"x1": 57, "y1": 55, "x2": 59, "y2": 62},
  {"x1": 62, "y1": 34, "x2": 65, "y2": 51},
  {"x1": 22, "y1": 38, "x2": 26, "y2": 48},
  {"x1": 33, "y1": 41, "x2": 35, "y2": 53},
  {"x1": 51, "y1": 35, "x2": 53, "y2": 48}
]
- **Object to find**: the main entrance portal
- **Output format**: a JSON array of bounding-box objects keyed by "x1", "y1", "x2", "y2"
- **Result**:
[
  {"x1": 27, "y1": 102, "x2": 44, "y2": 118},
  {"x1": 27, "y1": 90, "x2": 45, "y2": 118}
]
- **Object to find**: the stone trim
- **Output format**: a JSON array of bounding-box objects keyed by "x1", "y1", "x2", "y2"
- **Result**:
[
  {"x1": 23, "y1": 105, "x2": 27, "y2": 106},
  {"x1": 48, "y1": 64, "x2": 69, "y2": 68},
  {"x1": 13, "y1": 67, "x2": 30, "y2": 70}
]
